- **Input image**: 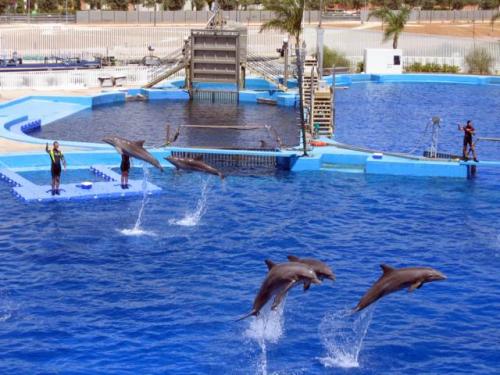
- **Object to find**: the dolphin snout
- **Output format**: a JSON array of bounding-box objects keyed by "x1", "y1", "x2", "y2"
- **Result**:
[
  {"x1": 326, "y1": 274, "x2": 336, "y2": 281},
  {"x1": 312, "y1": 277, "x2": 322, "y2": 285}
]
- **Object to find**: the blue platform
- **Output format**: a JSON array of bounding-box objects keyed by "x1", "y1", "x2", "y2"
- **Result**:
[{"x1": 0, "y1": 165, "x2": 161, "y2": 202}]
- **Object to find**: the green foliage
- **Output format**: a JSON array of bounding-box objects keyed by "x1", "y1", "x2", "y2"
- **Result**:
[
  {"x1": 261, "y1": 0, "x2": 305, "y2": 45},
  {"x1": 479, "y1": 0, "x2": 499, "y2": 9},
  {"x1": 451, "y1": 0, "x2": 465, "y2": 9},
  {"x1": 37, "y1": 0, "x2": 59, "y2": 12},
  {"x1": 163, "y1": 0, "x2": 186, "y2": 10},
  {"x1": 405, "y1": 62, "x2": 460, "y2": 73},
  {"x1": 105, "y1": 0, "x2": 128, "y2": 10},
  {"x1": 368, "y1": 6, "x2": 411, "y2": 49},
  {"x1": 322, "y1": 46, "x2": 351, "y2": 69},
  {"x1": 0, "y1": 0, "x2": 12, "y2": 14},
  {"x1": 15, "y1": 0, "x2": 24, "y2": 13},
  {"x1": 356, "y1": 61, "x2": 364, "y2": 73},
  {"x1": 465, "y1": 48, "x2": 494, "y2": 75},
  {"x1": 421, "y1": 0, "x2": 436, "y2": 9}
]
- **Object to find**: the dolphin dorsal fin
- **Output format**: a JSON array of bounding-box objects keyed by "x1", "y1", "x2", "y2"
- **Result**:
[
  {"x1": 287, "y1": 255, "x2": 300, "y2": 262},
  {"x1": 194, "y1": 155, "x2": 203, "y2": 161},
  {"x1": 380, "y1": 264, "x2": 395, "y2": 275},
  {"x1": 134, "y1": 140, "x2": 145, "y2": 147},
  {"x1": 265, "y1": 259, "x2": 276, "y2": 270}
]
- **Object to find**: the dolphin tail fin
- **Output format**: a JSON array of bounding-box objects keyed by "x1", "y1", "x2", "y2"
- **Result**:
[
  {"x1": 235, "y1": 309, "x2": 257, "y2": 322},
  {"x1": 218, "y1": 171, "x2": 225, "y2": 180}
]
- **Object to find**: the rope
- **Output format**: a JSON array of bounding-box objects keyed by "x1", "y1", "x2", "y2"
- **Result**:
[{"x1": 406, "y1": 120, "x2": 432, "y2": 156}]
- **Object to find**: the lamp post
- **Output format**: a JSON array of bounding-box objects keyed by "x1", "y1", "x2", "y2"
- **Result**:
[
  {"x1": 317, "y1": 0, "x2": 324, "y2": 78},
  {"x1": 296, "y1": 41, "x2": 308, "y2": 156}
]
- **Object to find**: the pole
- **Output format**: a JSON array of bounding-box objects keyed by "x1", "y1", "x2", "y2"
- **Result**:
[
  {"x1": 296, "y1": 43, "x2": 308, "y2": 156},
  {"x1": 317, "y1": 0, "x2": 324, "y2": 77},
  {"x1": 331, "y1": 67, "x2": 336, "y2": 134},
  {"x1": 27, "y1": 0, "x2": 30, "y2": 24},
  {"x1": 65, "y1": 0, "x2": 68, "y2": 23}
]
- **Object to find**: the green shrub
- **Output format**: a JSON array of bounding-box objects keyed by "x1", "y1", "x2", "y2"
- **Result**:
[
  {"x1": 465, "y1": 48, "x2": 494, "y2": 75},
  {"x1": 405, "y1": 62, "x2": 460, "y2": 73},
  {"x1": 323, "y1": 46, "x2": 351, "y2": 70},
  {"x1": 356, "y1": 61, "x2": 364, "y2": 73}
]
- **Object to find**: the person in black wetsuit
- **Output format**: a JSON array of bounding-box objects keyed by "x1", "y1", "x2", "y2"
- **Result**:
[
  {"x1": 458, "y1": 120, "x2": 478, "y2": 162},
  {"x1": 46, "y1": 141, "x2": 66, "y2": 195},
  {"x1": 120, "y1": 154, "x2": 131, "y2": 189}
]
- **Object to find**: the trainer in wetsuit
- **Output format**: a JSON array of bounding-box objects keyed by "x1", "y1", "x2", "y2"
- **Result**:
[
  {"x1": 120, "y1": 154, "x2": 131, "y2": 189},
  {"x1": 458, "y1": 120, "x2": 478, "y2": 162},
  {"x1": 46, "y1": 141, "x2": 66, "y2": 195}
]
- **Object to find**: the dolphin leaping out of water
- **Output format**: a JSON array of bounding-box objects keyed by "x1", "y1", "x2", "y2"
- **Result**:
[
  {"x1": 102, "y1": 136, "x2": 163, "y2": 172},
  {"x1": 237, "y1": 260, "x2": 321, "y2": 321},
  {"x1": 165, "y1": 155, "x2": 224, "y2": 179},
  {"x1": 286, "y1": 255, "x2": 335, "y2": 290},
  {"x1": 353, "y1": 264, "x2": 446, "y2": 312}
]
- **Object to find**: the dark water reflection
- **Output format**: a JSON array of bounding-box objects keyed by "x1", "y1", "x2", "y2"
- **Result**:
[{"x1": 35, "y1": 100, "x2": 300, "y2": 149}]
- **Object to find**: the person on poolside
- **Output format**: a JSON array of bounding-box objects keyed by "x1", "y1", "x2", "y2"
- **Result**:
[
  {"x1": 120, "y1": 154, "x2": 131, "y2": 189},
  {"x1": 46, "y1": 141, "x2": 66, "y2": 195},
  {"x1": 458, "y1": 120, "x2": 478, "y2": 162}
]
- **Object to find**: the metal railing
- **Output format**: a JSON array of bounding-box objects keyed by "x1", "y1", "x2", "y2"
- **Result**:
[{"x1": 0, "y1": 13, "x2": 76, "y2": 23}]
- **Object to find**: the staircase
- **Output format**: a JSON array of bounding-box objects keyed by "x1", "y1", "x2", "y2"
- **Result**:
[
  {"x1": 301, "y1": 57, "x2": 319, "y2": 111},
  {"x1": 310, "y1": 84, "x2": 333, "y2": 137},
  {"x1": 246, "y1": 52, "x2": 288, "y2": 91}
]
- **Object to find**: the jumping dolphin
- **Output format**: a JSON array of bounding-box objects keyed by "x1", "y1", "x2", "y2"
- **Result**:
[
  {"x1": 103, "y1": 136, "x2": 163, "y2": 171},
  {"x1": 165, "y1": 155, "x2": 224, "y2": 179},
  {"x1": 353, "y1": 264, "x2": 447, "y2": 312},
  {"x1": 286, "y1": 255, "x2": 335, "y2": 290},
  {"x1": 237, "y1": 260, "x2": 321, "y2": 321}
]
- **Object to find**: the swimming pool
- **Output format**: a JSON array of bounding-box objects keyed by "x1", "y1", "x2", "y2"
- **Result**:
[
  {"x1": 0, "y1": 167, "x2": 498, "y2": 374},
  {"x1": 1, "y1": 77, "x2": 499, "y2": 374}
]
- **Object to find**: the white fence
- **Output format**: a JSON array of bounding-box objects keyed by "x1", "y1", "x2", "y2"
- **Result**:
[
  {"x1": 304, "y1": 28, "x2": 500, "y2": 72},
  {"x1": 0, "y1": 66, "x2": 163, "y2": 90},
  {"x1": 0, "y1": 25, "x2": 285, "y2": 61}
]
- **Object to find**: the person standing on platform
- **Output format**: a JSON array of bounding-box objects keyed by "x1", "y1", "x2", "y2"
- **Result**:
[{"x1": 46, "y1": 141, "x2": 66, "y2": 195}]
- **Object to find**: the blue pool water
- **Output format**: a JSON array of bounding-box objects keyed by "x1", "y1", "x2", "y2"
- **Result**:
[
  {"x1": 1, "y1": 167, "x2": 499, "y2": 374},
  {"x1": 35, "y1": 100, "x2": 300, "y2": 149},
  {"x1": 1, "y1": 82, "x2": 499, "y2": 374}
]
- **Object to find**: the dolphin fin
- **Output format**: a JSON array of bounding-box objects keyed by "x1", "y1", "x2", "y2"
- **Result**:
[
  {"x1": 287, "y1": 255, "x2": 300, "y2": 262},
  {"x1": 194, "y1": 155, "x2": 203, "y2": 161},
  {"x1": 303, "y1": 280, "x2": 311, "y2": 291},
  {"x1": 218, "y1": 172, "x2": 225, "y2": 180},
  {"x1": 265, "y1": 259, "x2": 276, "y2": 270},
  {"x1": 408, "y1": 281, "x2": 423, "y2": 292},
  {"x1": 271, "y1": 280, "x2": 296, "y2": 310},
  {"x1": 380, "y1": 264, "x2": 395, "y2": 275},
  {"x1": 235, "y1": 309, "x2": 258, "y2": 322},
  {"x1": 134, "y1": 140, "x2": 146, "y2": 147}
]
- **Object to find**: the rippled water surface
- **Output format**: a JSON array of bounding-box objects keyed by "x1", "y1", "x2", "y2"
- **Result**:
[
  {"x1": 35, "y1": 100, "x2": 300, "y2": 149},
  {"x1": 1, "y1": 82, "x2": 499, "y2": 374}
]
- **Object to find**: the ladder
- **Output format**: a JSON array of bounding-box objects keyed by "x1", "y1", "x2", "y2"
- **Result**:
[
  {"x1": 302, "y1": 57, "x2": 318, "y2": 111},
  {"x1": 311, "y1": 84, "x2": 333, "y2": 137}
]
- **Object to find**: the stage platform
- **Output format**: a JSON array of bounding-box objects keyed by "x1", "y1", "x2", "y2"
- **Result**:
[{"x1": 0, "y1": 165, "x2": 161, "y2": 202}]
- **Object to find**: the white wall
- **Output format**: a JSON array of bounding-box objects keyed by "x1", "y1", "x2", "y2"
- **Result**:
[{"x1": 364, "y1": 49, "x2": 403, "y2": 74}]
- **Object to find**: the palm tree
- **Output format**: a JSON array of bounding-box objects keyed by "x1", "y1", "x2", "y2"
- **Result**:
[
  {"x1": 368, "y1": 6, "x2": 411, "y2": 49},
  {"x1": 260, "y1": 0, "x2": 308, "y2": 155}
]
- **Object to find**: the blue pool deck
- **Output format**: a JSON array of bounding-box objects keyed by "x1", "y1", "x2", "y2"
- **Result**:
[
  {"x1": 0, "y1": 73, "x2": 499, "y2": 203},
  {"x1": 0, "y1": 165, "x2": 161, "y2": 202}
]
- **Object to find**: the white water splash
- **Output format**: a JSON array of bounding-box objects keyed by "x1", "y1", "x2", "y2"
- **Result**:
[
  {"x1": 318, "y1": 306, "x2": 374, "y2": 369},
  {"x1": 244, "y1": 303, "x2": 286, "y2": 375},
  {"x1": 169, "y1": 178, "x2": 210, "y2": 227},
  {"x1": 120, "y1": 165, "x2": 155, "y2": 236}
]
